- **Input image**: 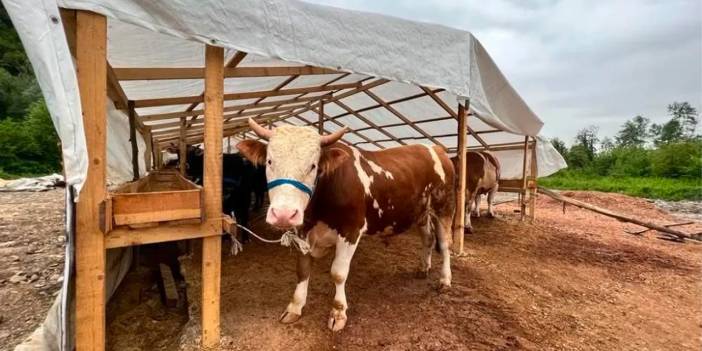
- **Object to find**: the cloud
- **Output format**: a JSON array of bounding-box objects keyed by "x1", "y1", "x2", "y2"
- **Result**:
[{"x1": 304, "y1": 0, "x2": 702, "y2": 143}]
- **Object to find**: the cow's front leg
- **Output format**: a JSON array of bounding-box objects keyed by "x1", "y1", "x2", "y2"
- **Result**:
[
  {"x1": 328, "y1": 236, "x2": 359, "y2": 331},
  {"x1": 280, "y1": 253, "x2": 311, "y2": 324}
]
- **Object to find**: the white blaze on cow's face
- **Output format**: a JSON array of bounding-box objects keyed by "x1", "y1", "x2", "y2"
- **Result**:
[{"x1": 265, "y1": 126, "x2": 322, "y2": 228}]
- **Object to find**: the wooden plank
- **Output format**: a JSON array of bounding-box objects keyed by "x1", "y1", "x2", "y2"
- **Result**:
[
  {"x1": 147, "y1": 103, "x2": 308, "y2": 131},
  {"x1": 111, "y1": 190, "x2": 202, "y2": 226},
  {"x1": 113, "y1": 65, "x2": 341, "y2": 80},
  {"x1": 178, "y1": 117, "x2": 187, "y2": 175},
  {"x1": 133, "y1": 82, "x2": 361, "y2": 108},
  {"x1": 106, "y1": 63, "x2": 129, "y2": 110},
  {"x1": 222, "y1": 215, "x2": 236, "y2": 236},
  {"x1": 158, "y1": 264, "x2": 179, "y2": 308},
  {"x1": 202, "y1": 44, "x2": 223, "y2": 348},
  {"x1": 454, "y1": 101, "x2": 468, "y2": 255},
  {"x1": 105, "y1": 221, "x2": 222, "y2": 248},
  {"x1": 318, "y1": 100, "x2": 324, "y2": 134},
  {"x1": 74, "y1": 10, "x2": 107, "y2": 351}
]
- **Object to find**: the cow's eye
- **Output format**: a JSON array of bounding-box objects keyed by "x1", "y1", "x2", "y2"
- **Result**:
[
  {"x1": 267, "y1": 159, "x2": 272, "y2": 166},
  {"x1": 310, "y1": 164, "x2": 316, "y2": 171}
]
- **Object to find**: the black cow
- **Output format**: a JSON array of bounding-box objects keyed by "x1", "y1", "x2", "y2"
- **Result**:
[{"x1": 176, "y1": 145, "x2": 265, "y2": 240}]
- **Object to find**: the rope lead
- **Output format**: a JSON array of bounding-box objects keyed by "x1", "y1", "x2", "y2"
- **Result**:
[{"x1": 231, "y1": 224, "x2": 311, "y2": 256}]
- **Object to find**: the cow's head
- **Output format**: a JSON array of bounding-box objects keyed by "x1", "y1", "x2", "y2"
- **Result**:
[{"x1": 237, "y1": 118, "x2": 348, "y2": 228}]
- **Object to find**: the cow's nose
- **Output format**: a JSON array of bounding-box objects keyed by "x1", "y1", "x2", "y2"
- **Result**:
[{"x1": 267, "y1": 207, "x2": 302, "y2": 228}]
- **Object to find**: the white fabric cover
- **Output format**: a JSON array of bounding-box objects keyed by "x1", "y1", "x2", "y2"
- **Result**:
[
  {"x1": 2, "y1": 0, "x2": 560, "y2": 193},
  {"x1": 106, "y1": 100, "x2": 148, "y2": 186}
]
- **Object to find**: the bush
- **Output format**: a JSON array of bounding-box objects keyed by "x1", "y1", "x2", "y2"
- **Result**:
[
  {"x1": 0, "y1": 100, "x2": 61, "y2": 176},
  {"x1": 650, "y1": 140, "x2": 702, "y2": 178}
]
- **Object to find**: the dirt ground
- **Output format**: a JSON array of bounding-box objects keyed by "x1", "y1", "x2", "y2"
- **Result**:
[
  {"x1": 1, "y1": 189, "x2": 701, "y2": 350},
  {"x1": 0, "y1": 189, "x2": 65, "y2": 351}
]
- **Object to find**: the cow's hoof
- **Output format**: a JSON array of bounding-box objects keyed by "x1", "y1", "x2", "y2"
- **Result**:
[
  {"x1": 435, "y1": 281, "x2": 451, "y2": 293},
  {"x1": 279, "y1": 310, "x2": 301, "y2": 324},
  {"x1": 414, "y1": 270, "x2": 429, "y2": 279},
  {"x1": 486, "y1": 213, "x2": 495, "y2": 219},
  {"x1": 463, "y1": 226, "x2": 473, "y2": 234},
  {"x1": 328, "y1": 309, "x2": 347, "y2": 332}
]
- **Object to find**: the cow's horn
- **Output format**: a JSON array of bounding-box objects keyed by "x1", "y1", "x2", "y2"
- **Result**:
[
  {"x1": 321, "y1": 126, "x2": 348, "y2": 146},
  {"x1": 248, "y1": 118, "x2": 273, "y2": 140}
]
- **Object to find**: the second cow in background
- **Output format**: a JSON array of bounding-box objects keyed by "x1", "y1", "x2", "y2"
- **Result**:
[{"x1": 452, "y1": 150, "x2": 501, "y2": 233}]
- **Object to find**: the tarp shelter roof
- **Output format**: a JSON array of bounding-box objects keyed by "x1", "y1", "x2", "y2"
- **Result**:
[{"x1": 4, "y1": 0, "x2": 566, "y2": 192}]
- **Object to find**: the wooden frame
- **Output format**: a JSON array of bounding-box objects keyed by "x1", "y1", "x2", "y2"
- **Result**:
[{"x1": 65, "y1": 8, "x2": 544, "y2": 348}]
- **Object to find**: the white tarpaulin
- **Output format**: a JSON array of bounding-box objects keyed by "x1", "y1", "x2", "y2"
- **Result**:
[{"x1": 3, "y1": 0, "x2": 565, "y2": 195}]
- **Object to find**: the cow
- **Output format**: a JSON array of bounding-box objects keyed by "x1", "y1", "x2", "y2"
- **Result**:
[
  {"x1": 237, "y1": 118, "x2": 456, "y2": 331},
  {"x1": 172, "y1": 145, "x2": 264, "y2": 239},
  {"x1": 451, "y1": 150, "x2": 500, "y2": 233}
]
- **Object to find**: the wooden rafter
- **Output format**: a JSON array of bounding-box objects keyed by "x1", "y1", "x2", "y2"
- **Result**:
[
  {"x1": 331, "y1": 100, "x2": 407, "y2": 145},
  {"x1": 134, "y1": 82, "x2": 361, "y2": 108},
  {"x1": 420, "y1": 86, "x2": 490, "y2": 148},
  {"x1": 363, "y1": 89, "x2": 444, "y2": 147},
  {"x1": 113, "y1": 65, "x2": 341, "y2": 80},
  {"x1": 305, "y1": 108, "x2": 385, "y2": 149},
  {"x1": 141, "y1": 95, "x2": 326, "y2": 122}
]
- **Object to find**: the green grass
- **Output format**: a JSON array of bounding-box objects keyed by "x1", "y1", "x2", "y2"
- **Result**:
[{"x1": 540, "y1": 172, "x2": 702, "y2": 201}]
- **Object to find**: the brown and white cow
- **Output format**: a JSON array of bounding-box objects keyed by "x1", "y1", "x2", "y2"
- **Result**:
[
  {"x1": 237, "y1": 118, "x2": 456, "y2": 331},
  {"x1": 452, "y1": 150, "x2": 500, "y2": 233}
]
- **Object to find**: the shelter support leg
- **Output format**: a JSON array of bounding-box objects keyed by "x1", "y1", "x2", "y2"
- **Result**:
[
  {"x1": 128, "y1": 100, "x2": 140, "y2": 180},
  {"x1": 528, "y1": 137, "x2": 538, "y2": 222},
  {"x1": 74, "y1": 10, "x2": 107, "y2": 351},
  {"x1": 520, "y1": 136, "x2": 529, "y2": 221},
  {"x1": 179, "y1": 117, "x2": 187, "y2": 175},
  {"x1": 453, "y1": 100, "x2": 468, "y2": 254},
  {"x1": 201, "y1": 44, "x2": 224, "y2": 348}
]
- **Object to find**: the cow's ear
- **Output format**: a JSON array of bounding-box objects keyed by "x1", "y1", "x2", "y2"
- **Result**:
[
  {"x1": 319, "y1": 147, "x2": 349, "y2": 177},
  {"x1": 237, "y1": 140, "x2": 267, "y2": 166}
]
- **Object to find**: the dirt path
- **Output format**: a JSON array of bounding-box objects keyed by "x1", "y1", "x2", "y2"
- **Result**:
[
  {"x1": 0, "y1": 189, "x2": 65, "y2": 351},
  {"x1": 1, "y1": 189, "x2": 701, "y2": 350}
]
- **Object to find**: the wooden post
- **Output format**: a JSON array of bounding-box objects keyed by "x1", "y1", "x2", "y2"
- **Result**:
[
  {"x1": 144, "y1": 127, "x2": 153, "y2": 172},
  {"x1": 128, "y1": 100, "x2": 140, "y2": 180},
  {"x1": 74, "y1": 10, "x2": 107, "y2": 351},
  {"x1": 154, "y1": 145, "x2": 162, "y2": 170},
  {"x1": 528, "y1": 137, "x2": 538, "y2": 222},
  {"x1": 318, "y1": 100, "x2": 324, "y2": 134},
  {"x1": 226, "y1": 136, "x2": 231, "y2": 154},
  {"x1": 454, "y1": 100, "x2": 468, "y2": 254},
  {"x1": 179, "y1": 117, "x2": 187, "y2": 175},
  {"x1": 201, "y1": 44, "x2": 224, "y2": 348},
  {"x1": 520, "y1": 136, "x2": 529, "y2": 221}
]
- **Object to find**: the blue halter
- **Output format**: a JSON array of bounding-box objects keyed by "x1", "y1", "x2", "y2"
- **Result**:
[{"x1": 267, "y1": 178, "x2": 314, "y2": 197}]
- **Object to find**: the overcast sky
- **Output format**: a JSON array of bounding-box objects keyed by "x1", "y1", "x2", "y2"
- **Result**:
[{"x1": 305, "y1": 0, "x2": 702, "y2": 144}]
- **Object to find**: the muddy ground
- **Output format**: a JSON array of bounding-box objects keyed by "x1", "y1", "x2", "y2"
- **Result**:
[{"x1": 1, "y1": 189, "x2": 701, "y2": 350}]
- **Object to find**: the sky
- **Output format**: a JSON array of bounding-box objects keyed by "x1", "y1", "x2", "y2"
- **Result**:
[{"x1": 305, "y1": 0, "x2": 702, "y2": 144}]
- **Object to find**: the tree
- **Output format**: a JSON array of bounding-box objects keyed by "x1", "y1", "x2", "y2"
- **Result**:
[
  {"x1": 550, "y1": 138, "x2": 568, "y2": 156},
  {"x1": 600, "y1": 137, "x2": 615, "y2": 151},
  {"x1": 668, "y1": 102, "x2": 698, "y2": 137},
  {"x1": 574, "y1": 126, "x2": 599, "y2": 161},
  {"x1": 616, "y1": 115, "x2": 650, "y2": 147}
]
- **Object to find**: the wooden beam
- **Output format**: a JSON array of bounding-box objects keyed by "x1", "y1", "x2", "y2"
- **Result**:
[
  {"x1": 420, "y1": 86, "x2": 490, "y2": 149},
  {"x1": 128, "y1": 101, "x2": 140, "y2": 180},
  {"x1": 105, "y1": 221, "x2": 222, "y2": 248},
  {"x1": 74, "y1": 10, "x2": 107, "y2": 351},
  {"x1": 333, "y1": 99, "x2": 407, "y2": 145},
  {"x1": 178, "y1": 117, "x2": 187, "y2": 175},
  {"x1": 107, "y1": 63, "x2": 129, "y2": 110},
  {"x1": 529, "y1": 137, "x2": 538, "y2": 222},
  {"x1": 520, "y1": 135, "x2": 529, "y2": 222},
  {"x1": 140, "y1": 95, "x2": 324, "y2": 122},
  {"x1": 133, "y1": 82, "x2": 361, "y2": 108},
  {"x1": 454, "y1": 100, "x2": 468, "y2": 255},
  {"x1": 363, "y1": 89, "x2": 444, "y2": 148},
  {"x1": 318, "y1": 100, "x2": 324, "y2": 134},
  {"x1": 201, "y1": 44, "x2": 224, "y2": 348},
  {"x1": 113, "y1": 65, "x2": 341, "y2": 80}
]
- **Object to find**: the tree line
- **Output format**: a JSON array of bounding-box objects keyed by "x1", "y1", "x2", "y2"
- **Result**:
[
  {"x1": 0, "y1": 6, "x2": 60, "y2": 177},
  {"x1": 550, "y1": 102, "x2": 701, "y2": 179}
]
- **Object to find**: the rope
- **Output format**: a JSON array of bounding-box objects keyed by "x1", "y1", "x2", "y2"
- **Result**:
[{"x1": 230, "y1": 223, "x2": 311, "y2": 256}]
